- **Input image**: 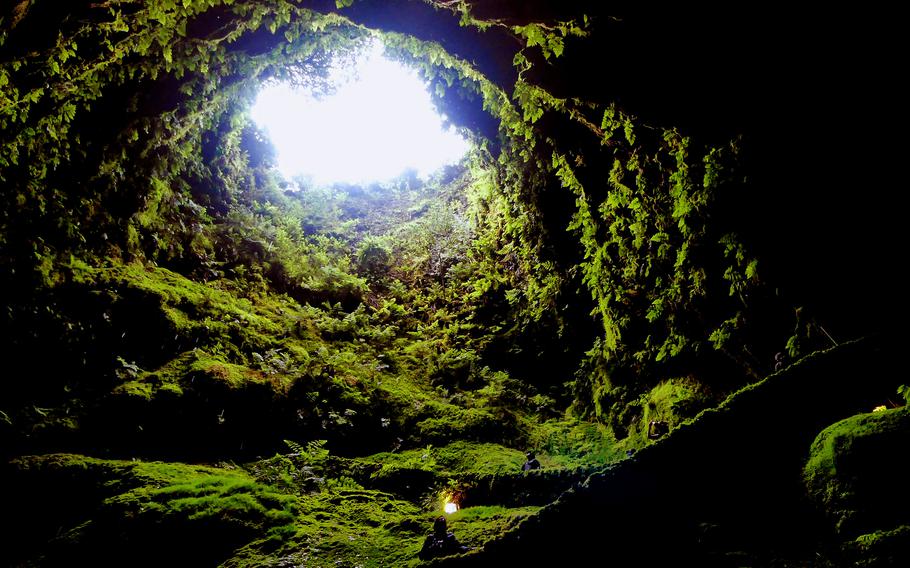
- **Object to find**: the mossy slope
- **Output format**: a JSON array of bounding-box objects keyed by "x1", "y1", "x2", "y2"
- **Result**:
[
  {"x1": 3, "y1": 450, "x2": 554, "y2": 567},
  {"x1": 4, "y1": 454, "x2": 296, "y2": 567}
]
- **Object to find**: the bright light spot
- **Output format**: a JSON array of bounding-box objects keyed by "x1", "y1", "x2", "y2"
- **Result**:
[
  {"x1": 250, "y1": 42, "x2": 470, "y2": 185},
  {"x1": 873, "y1": 405, "x2": 887, "y2": 413},
  {"x1": 444, "y1": 502, "x2": 458, "y2": 515}
]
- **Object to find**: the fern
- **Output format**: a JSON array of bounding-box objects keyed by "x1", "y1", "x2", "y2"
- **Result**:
[
  {"x1": 898, "y1": 385, "x2": 910, "y2": 405},
  {"x1": 282, "y1": 439, "x2": 303, "y2": 453}
]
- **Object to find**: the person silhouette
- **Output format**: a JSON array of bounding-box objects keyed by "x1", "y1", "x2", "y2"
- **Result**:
[
  {"x1": 419, "y1": 516, "x2": 469, "y2": 560},
  {"x1": 522, "y1": 450, "x2": 541, "y2": 471}
]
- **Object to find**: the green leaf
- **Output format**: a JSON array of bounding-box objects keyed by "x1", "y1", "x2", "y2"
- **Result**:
[
  {"x1": 61, "y1": 103, "x2": 76, "y2": 122},
  {"x1": 745, "y1": 259, "x2": 758, "y2": 280},
  {"x1": 550, "y1": 37, "x2": 564, "y2": 58}
]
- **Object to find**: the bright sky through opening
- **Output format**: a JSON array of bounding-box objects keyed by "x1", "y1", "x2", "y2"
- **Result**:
[{"x1": 251, "y1": 42, "x2": 470, "y2": 185}]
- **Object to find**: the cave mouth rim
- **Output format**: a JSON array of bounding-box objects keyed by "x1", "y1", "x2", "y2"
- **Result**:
[{"x1": 248, "y1": 38, "x2": 473, "y2": 188}]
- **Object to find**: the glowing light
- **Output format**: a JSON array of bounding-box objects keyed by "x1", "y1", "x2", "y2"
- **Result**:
[
  {"x1": 250, "y1": 42, "x2": 470, "y2": 185},
  {"x1": 873, "y1": 405, "x2": 887, "y2": 412},
  {"x1": 441, "y1": 488, "x2": 462, "y2": 514}
]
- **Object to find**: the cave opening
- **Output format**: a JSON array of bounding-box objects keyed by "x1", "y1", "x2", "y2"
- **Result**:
[{"x1": 249, "y1": 39, "x2": 471, "y2": 185}]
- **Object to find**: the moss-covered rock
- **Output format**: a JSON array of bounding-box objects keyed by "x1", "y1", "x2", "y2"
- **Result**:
[
  {"x1": 4, "y1": 454, "x2": 297, "y2": 566},
  {"x1": 847, "y1": 526, "x2": 910, "y2": 568},
  {"x1": 804, "y1": 407, "x2": 910, "y2": 540},
  {"x1": 629, "y1": 376, "x2": 714, "y2": 444},
  {"x1": 444, "y1": 505, "x2": 540, "y2": 550}
]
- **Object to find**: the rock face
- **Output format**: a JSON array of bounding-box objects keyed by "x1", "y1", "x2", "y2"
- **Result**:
[{"x1": 804, "y1": 407, "x2": 910, "y2": 566}]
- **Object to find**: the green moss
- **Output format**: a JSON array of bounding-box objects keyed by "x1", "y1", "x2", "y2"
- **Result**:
[
  {"x1": 243, "y1": 487, "x2": 541, "y2": 568},
  {"x1": 113, "y1": 263, "x2": 283, "y2": 332},
  {"x1": 106, "y1": 471, "x2": 297, "y2": 538},
  {"x1": 85, "y1": 262, "x2": 319, "y2": 365},
  {"x1": 414, "y1": 406, "x2": 499, "y2": 443},
  {"x1": 284, "y1": 488, "x2": 429, "y2": 568},
  {"x1": 10, "y1": 453, "x2": 98, "y2": 474},
  {"x1": 434, "y1": 442, "x2": 526, "y2": 474},
  {"x1": 7, "y1": 454, "x2": 298, "y2": 565},
  {"x1": 111, "y1": 380, "x2": 154, "y2": 400},
  {"x1": 364, "y1": 441, "x2": 525, "y2": 478},
  {"x1": 626, "y1": 377, "x2": 713, "y2": 444},
  {"x1": 524, "y1": 418, "x2": 620, "y2": 467},
  {"x1": 446, "y1": 505, "x2": 540, "y2": 548},
  {"x1": 157, "y1": 381, "x2": 184, "y2": 396},
  {"x1": 804, "y1": 407, "x2": 910, "y2": 537},
  {"x1": 189, "y1": 355, "x2": 267, "y2": 389},
  {"x1": 848, "y1": 526, "x2": 910, "y2": 568},
  {"x1": 11, "y1": 453, "x2": 297, "y2": 527},
  {"x1": 110, "y1": 349, "x2": 268, "y2": 402}
]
